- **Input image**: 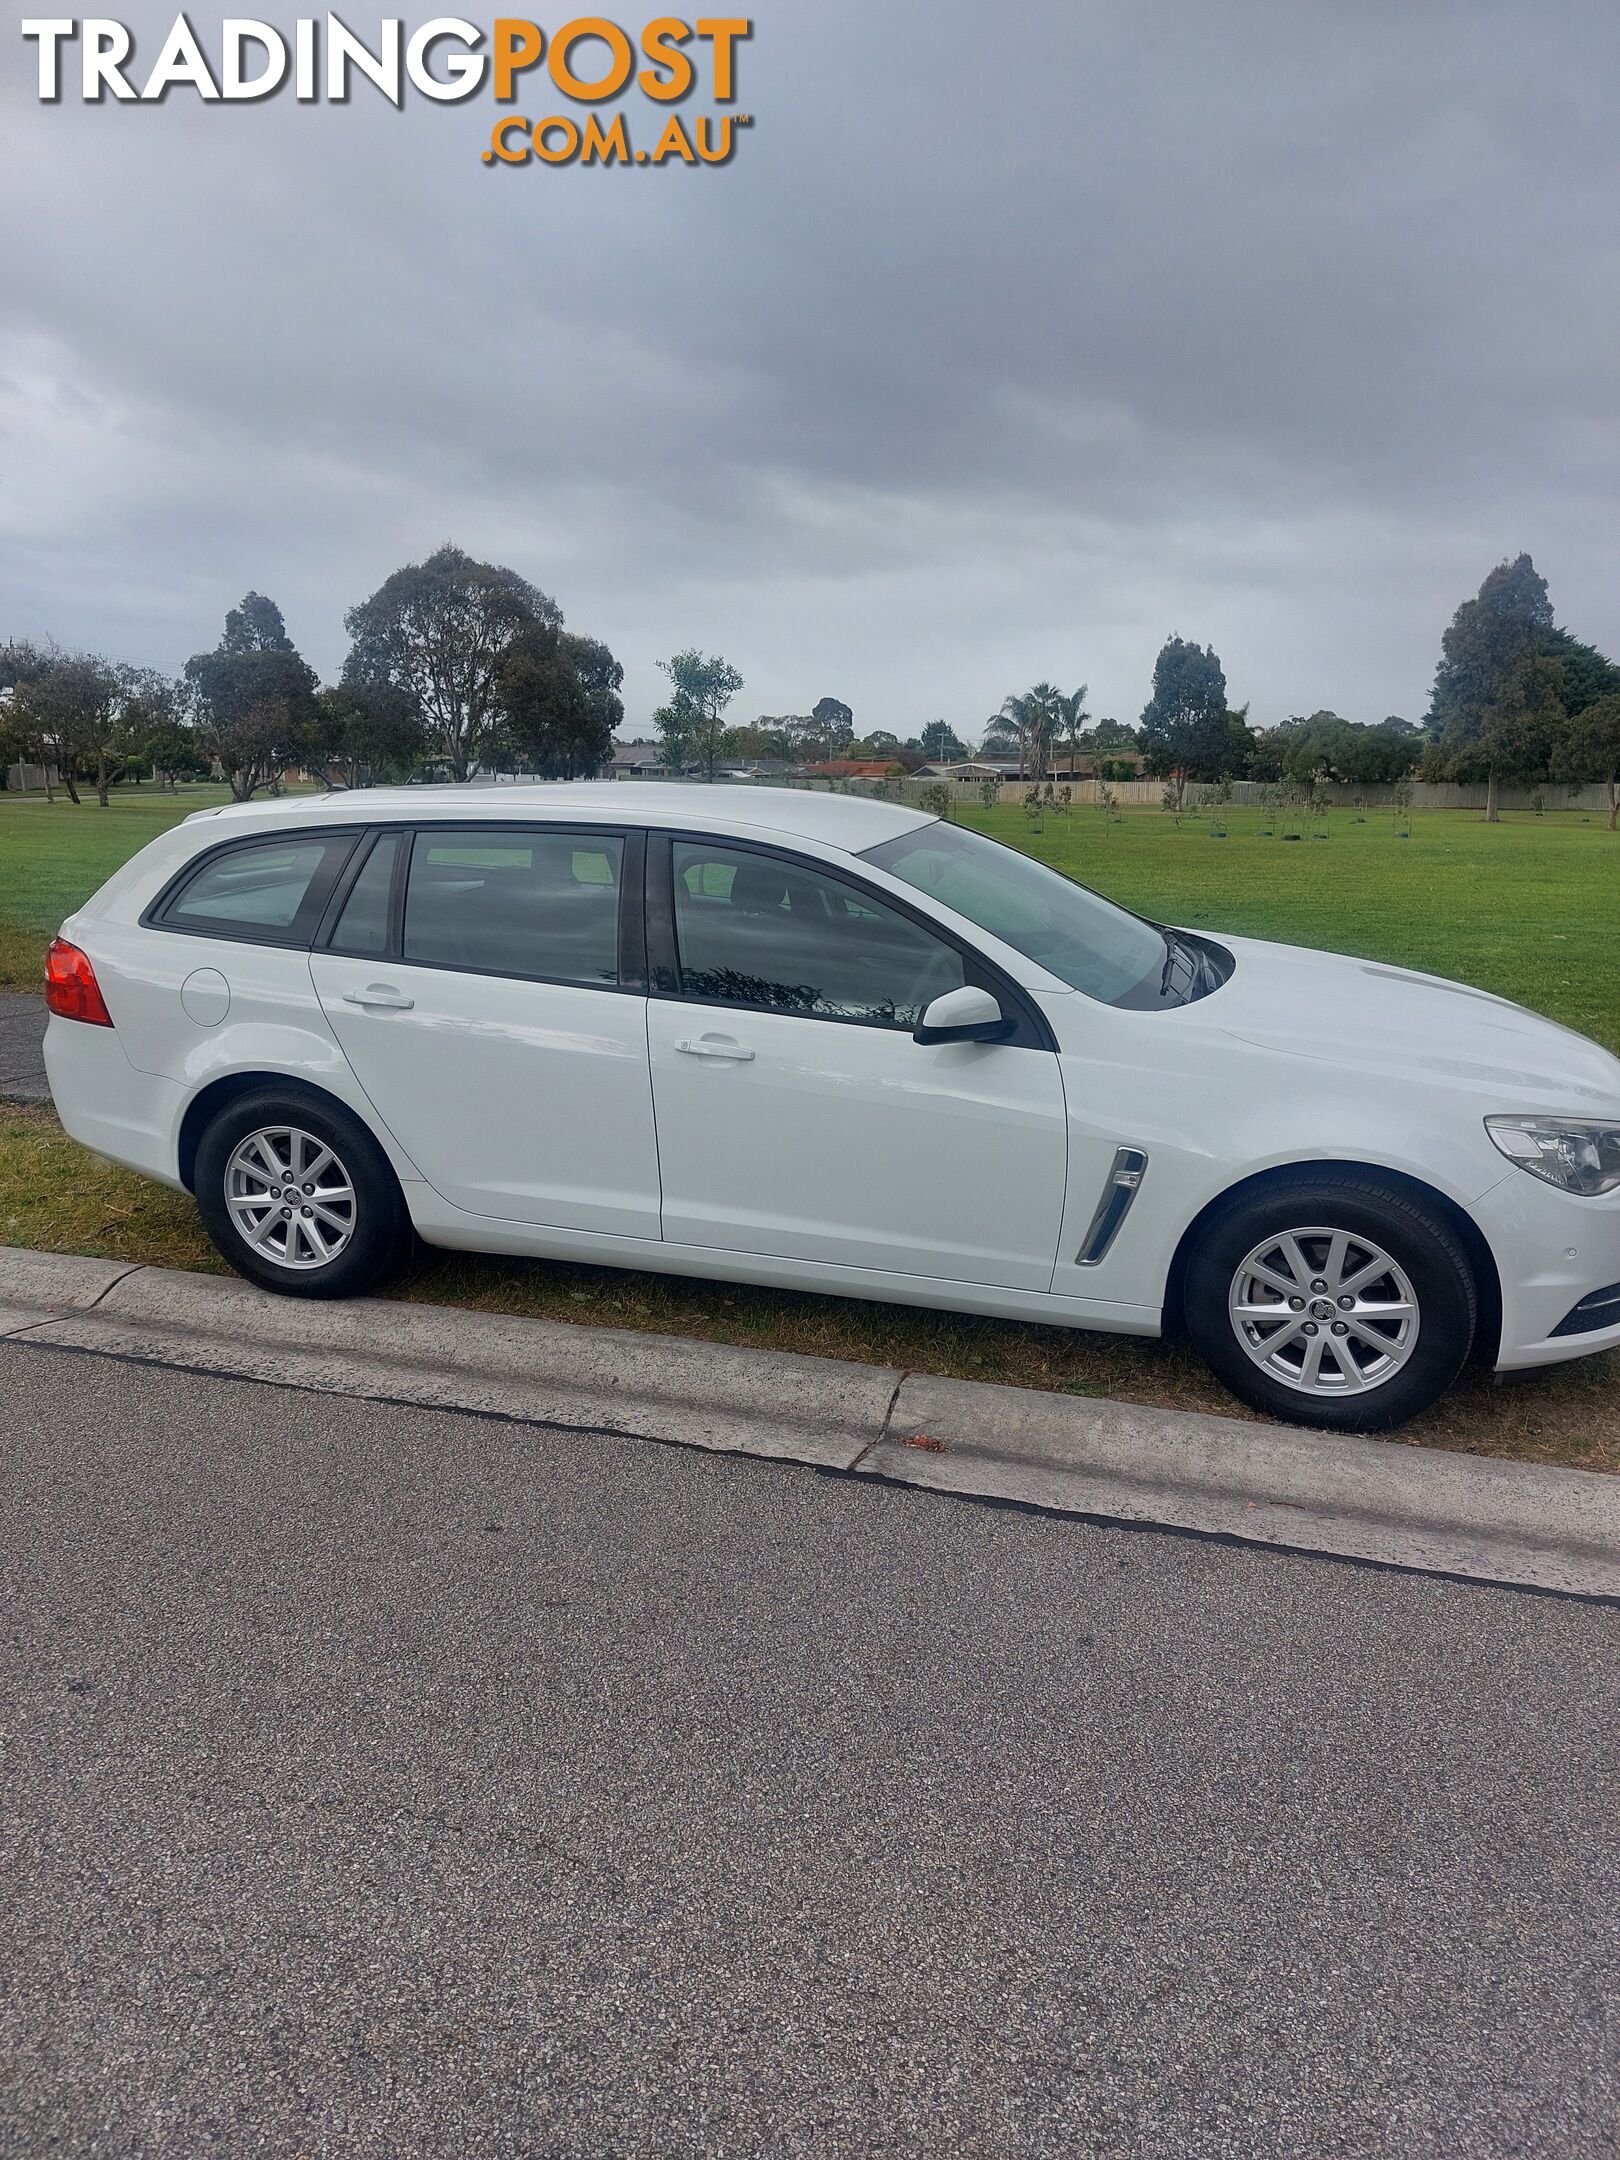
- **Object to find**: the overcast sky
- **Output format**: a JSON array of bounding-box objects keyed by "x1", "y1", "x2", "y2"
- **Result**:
[{"x1": 4, "y1": 0, "x2": 1619, "y2": 740}]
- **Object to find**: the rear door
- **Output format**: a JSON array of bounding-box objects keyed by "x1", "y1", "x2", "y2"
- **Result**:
[
  {"x1": 309, "y1": 822, "x2": 661, "y2": 1238},
  {"x1": 644, "y1": 833, "x2": 1069, "y2": 1289}
]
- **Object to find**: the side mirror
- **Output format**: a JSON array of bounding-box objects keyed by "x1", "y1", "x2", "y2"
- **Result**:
[{"x1": 913, "y1": 985, "x2": 1009, "y2": 1045}]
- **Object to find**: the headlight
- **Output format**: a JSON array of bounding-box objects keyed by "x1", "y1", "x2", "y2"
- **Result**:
[{"x1": 1486, "y1": 1116, "x2": 1620, "y2": 1196}]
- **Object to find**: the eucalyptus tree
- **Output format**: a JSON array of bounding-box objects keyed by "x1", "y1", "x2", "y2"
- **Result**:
[
  {"x1": 7, "y1": 650, "x2": 169, "y2": 805},
  {"x1": 9, "y1": 652, "x2": 118, "y2": 803},
  {"x1": 344, "y1": 544, "x2": 560, "y2": 782},
  {"x1": 498, "y1": 627, "x2": 624, "y2": 779},
  {"x1": 655, "y1": 649, "x2": 743, "y2": 781},
  {"x1": 313, "y1": 681, "x2": 428, "y2": 789},
  {"x1": 1554, "y1": 692, "x2": 1620, "y2": 829},
  {"x1": 1083, "y1": 715, "x2": 1141, "y2": 753},
  {"x1": 810, "y1": 696, "x2": 855, "y2": 755}
]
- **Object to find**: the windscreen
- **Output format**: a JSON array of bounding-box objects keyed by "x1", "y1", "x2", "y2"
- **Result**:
[{"x1": 860, "y1": 821, "x2": 1168, "y2": 1006}]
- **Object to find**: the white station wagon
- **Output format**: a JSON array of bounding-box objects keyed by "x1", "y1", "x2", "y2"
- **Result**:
[{"x1": 44, "y1": 783, "x2": 1620, "y2": 1431}]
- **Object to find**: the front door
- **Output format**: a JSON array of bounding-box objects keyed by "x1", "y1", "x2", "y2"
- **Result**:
[
  {"x1": 645, "y1": 836, "x2": 1068, "y2": 1289},
  {"x1": 310, "y1": 823, "x2": 660, "y2": 1238}
]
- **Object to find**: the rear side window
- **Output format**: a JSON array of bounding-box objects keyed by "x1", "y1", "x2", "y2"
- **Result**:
[
  {"x1": 158, "y1": 833, "x2": 357, "y2": 943},
  {"x1": 403, "y1": 829, "x2": 624, "y2": 985}
]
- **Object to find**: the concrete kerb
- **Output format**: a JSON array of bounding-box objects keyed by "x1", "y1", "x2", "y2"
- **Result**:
[
  {"x1": 1, "y1": 1245, "x2": 1616, "y2": 1596},
  {"x1": 0, "y1": 1251, "x2": 896, "y2": 1469},
  {"x1": 866, "y1": 1371, "x2": 1620, "y2": 1597}
]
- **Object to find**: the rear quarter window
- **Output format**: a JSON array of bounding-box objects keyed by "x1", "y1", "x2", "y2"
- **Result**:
[{"x1": 155, "y1": 832, "x2": 358, "y2": 943}]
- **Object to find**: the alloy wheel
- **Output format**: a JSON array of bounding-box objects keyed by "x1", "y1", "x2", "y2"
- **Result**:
[
  {"x1": 224, "y1": 1125, "x2": 357, "y2": 1271},
  {"x1": 1227, "y1": 1223, "x2": 1420, "y2": 1396}
]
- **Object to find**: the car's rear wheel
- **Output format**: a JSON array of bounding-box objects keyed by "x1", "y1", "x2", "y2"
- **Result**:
[
  {"x1": 1183, "y1": 1172, "x2": 1477, "y2": 1431},
  {"x1": 194, "y1": 1088, "x2": 410, "y2": 1299}
]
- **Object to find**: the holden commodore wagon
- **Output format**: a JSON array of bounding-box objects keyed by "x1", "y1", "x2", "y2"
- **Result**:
[{"x1": 43, "y1": 783, "x2": 1620, "y2": 1431}]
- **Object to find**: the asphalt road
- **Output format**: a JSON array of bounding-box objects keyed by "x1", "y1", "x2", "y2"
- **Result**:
[
  {"x1": 0, "y1": 992, "x2": 48, "y2": 1102},
  {"x1": 3, "y1": 1340, "x2": 1617, "y2": 2159}
]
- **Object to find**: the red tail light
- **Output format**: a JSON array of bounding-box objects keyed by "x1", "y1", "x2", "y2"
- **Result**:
[{"x1": 45, "y1": 938, "x2": 114, "y2": 1027}]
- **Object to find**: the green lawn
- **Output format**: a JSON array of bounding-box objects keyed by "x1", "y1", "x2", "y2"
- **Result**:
[
  {"x1": 0, "y1": 785, "x2": 235, "y2": 988},
  {"x1": 952, "y1": 801, "x2": 1620, "y2": 1055}
]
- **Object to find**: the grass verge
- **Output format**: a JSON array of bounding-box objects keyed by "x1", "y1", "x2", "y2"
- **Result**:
[{"x1": 5, "y1": 1101, "x2": 1616, "y2": 1474}]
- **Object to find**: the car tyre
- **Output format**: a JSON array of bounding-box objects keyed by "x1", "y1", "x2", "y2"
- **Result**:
[
  {"x1": 194, "y1": 1086, "x2": 412, "y2": 1300},
  {"x1": 1183, "y1": 1171, "x2": 1478, "y2": 1432}
]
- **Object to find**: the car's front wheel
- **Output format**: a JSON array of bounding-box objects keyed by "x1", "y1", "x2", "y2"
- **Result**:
[
  {"x1": 1183, "y1": 1171, "x2": 1478, "y2": 1431},
  {"x1": 194, "y1": 1088, "x2": 411, "y2": 1299}
]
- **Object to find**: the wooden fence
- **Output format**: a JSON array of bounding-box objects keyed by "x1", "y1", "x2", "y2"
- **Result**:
[{"x1": 772, "y1": 775, "x2": 1615, "y2": 815}]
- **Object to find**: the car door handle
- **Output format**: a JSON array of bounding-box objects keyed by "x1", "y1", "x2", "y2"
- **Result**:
[
  {"x1": 342, "y1": 986, "x2": 415, "y2": 1011},
  {"x1": 675, "y1": 1036, "x2": 755, "y2": 1061}
]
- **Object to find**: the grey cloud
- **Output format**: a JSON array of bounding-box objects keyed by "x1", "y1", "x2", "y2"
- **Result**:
[{"x1": 3, "y1": 0, "x2": 1619, "y2": 734}]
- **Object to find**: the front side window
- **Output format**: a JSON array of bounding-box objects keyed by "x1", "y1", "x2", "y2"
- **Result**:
[
  {"x1": 160, "y1": 833, "x2": 356, "y2": 942},
  {"x1": 402, "y1": 829, "x2": 623, "y2": 984},
  {"x1": 860, "y1": 821, "x2": 1170, "y2": 1007},
  {"x1": 670, "y1": 841, "x2": 965, "y2": 1027}
]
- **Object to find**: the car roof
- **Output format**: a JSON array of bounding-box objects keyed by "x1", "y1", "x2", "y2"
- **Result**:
[{"x1": 183, "y1": 781, "x2": 934, "y2": 853}]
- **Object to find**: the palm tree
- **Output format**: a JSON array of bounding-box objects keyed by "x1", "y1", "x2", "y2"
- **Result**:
[
  {"x1": 997, "y1": 693, "x2": 1029, "y2": 776},
  {"x1": 1052, "y1": 684, "x2": 1090, "y2": 778},
  {"x1": 1000, "y1": 684, "x2": 1063, "y2": 780}
]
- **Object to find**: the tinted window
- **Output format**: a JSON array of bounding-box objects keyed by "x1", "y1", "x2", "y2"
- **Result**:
[
  {"x1": 861, "y1": 822, "x2": 1167, "y2": 1006},
  {"x1": 403, "y1": 829, "x2": 623, "y2": 984},
  {"x1": 329, "y1": 831, "x2": 402, "y2": 956},
  {"x1": 671, "y1": 842, "x2": 965, "y2": 1027},
  {"x1": 162, "y1": 834, "x2": 354, "y2": 941}
]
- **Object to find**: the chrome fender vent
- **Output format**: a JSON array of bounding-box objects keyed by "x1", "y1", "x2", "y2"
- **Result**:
[{"x1": 1076, "y1": 1148, "x2": 1149, "y2": 1266}]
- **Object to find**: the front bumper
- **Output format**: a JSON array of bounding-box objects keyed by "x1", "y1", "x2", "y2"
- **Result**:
[{"x1": 1472, "y1": 1168, "x2": 1620, "y2": 1370}]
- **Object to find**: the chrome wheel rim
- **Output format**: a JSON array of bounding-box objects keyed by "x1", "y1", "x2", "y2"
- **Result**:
[
  {"x1": 224, "y1": 1125, "x2": 356, "y2": 1271},
  {"x1": 1228, "y1": 1224, "x2": 1419, "y2": 1396}
]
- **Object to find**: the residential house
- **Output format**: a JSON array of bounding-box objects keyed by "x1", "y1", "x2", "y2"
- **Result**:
[
  {"x1": 801, "y1": 759, "x2": 907, "y2": 781},
  {"x1": 606, "y1": 739, "x2": 670, "y2": 779}
]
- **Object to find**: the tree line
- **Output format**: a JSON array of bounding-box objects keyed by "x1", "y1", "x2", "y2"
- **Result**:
[
  {"x1": 651, "y1": 686, "x2": 873, "y2": 777},
  {"x1": 0, "y1": 544, "x2": 626, "y2": 803},
  {"x1": 5, "y1": 546, "x2": 1618, "y2": 827},
  {"x1": 651, "y1": 696, "x2": 1118, "y2": 778},
  {"x1": 986, "y1": 555, "x2": 1616, "y2": 826},
  {"x1": 673, "y1": 553, "x2": 1619, "y2": 830}
]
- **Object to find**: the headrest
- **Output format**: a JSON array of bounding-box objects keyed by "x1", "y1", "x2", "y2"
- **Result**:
[{"x1": 728, "y1": 858, "x2": 793, "y2": 915}]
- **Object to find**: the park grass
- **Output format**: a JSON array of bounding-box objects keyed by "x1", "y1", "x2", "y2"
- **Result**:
[
  {"x1": 3, "y1": 787, "x2": 1617, "y2": 1470},
  {"x1": 0, "y1": 784, "x2": 238, "y2": 988},
  {"x1": 953, "y1": 799, "x2": 1620, "y2": 1055},
  {"x1": 3, "y1": 1099, "x2": 1617, "y2": 1473}
]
